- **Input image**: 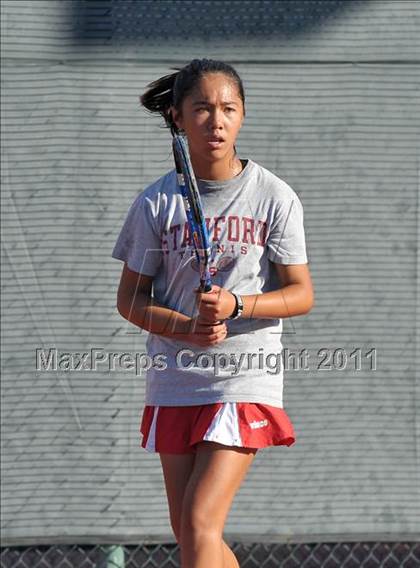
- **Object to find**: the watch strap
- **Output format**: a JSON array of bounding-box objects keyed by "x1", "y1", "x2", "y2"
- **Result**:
[{"x1": 228, "y1": 292, "x2": 244, "y2": 320}]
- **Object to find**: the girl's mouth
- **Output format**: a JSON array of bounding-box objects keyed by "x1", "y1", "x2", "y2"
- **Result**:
[{"x1": 207, "y1": 138, "x2": 225, "y2": 149}]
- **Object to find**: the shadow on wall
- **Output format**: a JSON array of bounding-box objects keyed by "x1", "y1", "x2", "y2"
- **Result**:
[{"x1": 73, "y1": 0, "x2": 360, "y2": 42}]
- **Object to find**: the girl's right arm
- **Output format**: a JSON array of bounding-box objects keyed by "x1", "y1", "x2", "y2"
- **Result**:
[{"x1": 116, "y1": 262, "x2": 227, "y2": 347}]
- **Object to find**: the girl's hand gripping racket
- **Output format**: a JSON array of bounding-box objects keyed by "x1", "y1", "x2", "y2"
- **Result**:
[{"x1": 172, "y1": 134, "x2": 212, "y2": 293}]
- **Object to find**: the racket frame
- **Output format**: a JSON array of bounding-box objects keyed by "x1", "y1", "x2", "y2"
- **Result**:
[{"x1": 172, "y1": 135, "x2": 213, "y2": 293}]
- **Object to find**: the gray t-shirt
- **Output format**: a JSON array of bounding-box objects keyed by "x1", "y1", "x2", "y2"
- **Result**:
[{"x1": 111, "y1": 159, "x2": 308, "y2": 407}]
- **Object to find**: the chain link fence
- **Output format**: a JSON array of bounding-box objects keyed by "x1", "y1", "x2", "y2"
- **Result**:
[{"x1": 1, "y1": 542, "x2": 419, "y2": 568}]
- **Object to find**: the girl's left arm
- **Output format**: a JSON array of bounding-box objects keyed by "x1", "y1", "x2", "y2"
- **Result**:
[
  {"x1": 196, "y1": 263, "x2": 314, "y2": 322},
  {"x1": 242, "y1": 263, "x2": 314, "y2": 319}
]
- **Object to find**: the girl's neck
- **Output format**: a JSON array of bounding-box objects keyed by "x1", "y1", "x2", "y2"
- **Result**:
[{"x1": 190, "y1": 154, "x2": 243, "y2": 181}]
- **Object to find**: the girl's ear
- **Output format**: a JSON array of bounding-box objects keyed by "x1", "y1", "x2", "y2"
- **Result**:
[{"x1": 170, "y1": 106, "x2": 183, "y2": 130}]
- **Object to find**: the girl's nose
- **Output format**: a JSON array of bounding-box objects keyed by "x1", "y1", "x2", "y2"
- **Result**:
[{"x1": 208, "y1": 108, "x2": 224, "y2": 129}]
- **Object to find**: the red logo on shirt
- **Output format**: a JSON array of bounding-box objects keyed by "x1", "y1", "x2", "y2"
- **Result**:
[
  {"x1": 161, "y1": 216, "x2": 268, "y2": 253},
  {"x1": 191, "y1": 254, "x2": 236, "y2": 277}
]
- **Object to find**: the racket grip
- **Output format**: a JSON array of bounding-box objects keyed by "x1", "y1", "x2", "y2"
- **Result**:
[{"x1": 199, "y1": 277, "x2": 212, "y2": 292}]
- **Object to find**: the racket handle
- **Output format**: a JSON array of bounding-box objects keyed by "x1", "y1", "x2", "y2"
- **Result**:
[{"x1": 201, "y1": 283, "x2": 212, "y2": 293}]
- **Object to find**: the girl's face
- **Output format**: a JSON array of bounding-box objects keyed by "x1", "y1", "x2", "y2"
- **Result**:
[{"x1": 172, "y1": 73, "x2": 244, "y2": 165}]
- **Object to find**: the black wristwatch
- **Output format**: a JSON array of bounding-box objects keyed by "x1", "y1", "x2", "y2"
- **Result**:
[{"x1": 228, "y1": 292, "x2": 244, "y2": 320}]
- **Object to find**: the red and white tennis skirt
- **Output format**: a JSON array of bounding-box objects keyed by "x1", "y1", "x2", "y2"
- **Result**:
[{"x1": 140, "y1": 402, "x2": 296, "y2": 454}]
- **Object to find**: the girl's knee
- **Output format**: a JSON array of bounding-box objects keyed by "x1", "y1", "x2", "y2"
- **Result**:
[
  {"x1": 180, "y1": 506, "x2": 223, "y2": 542},
  {"x1": 180, "y1": 522, "x2": 222, "y2": 549}
]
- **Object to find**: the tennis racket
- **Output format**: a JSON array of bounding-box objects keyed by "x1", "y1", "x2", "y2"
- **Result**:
[{"x1": 172, "y1": 134, "x2": 212, "y2": 293}]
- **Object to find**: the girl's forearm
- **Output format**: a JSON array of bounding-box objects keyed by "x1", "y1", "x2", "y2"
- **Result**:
[
  {"x1": 118, "y1": 284, "x2": 313, "y2": 337},
  {"x1": 241, "y1": 284, "x2": 313, "y2": 319},
  {"x1": 117, "y1": 292, "x2": 190, "y2": 337}
]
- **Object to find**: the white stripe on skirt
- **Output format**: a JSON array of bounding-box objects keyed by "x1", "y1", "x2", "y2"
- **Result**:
[
  {"x1": 144, "y1": 405, "x2": 160, "y2": 452},
  {"x1": 202, "y1": 402, "x2": 243, "y2": 446}
]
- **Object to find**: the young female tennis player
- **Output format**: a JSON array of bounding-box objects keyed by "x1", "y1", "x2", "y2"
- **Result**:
[{"x1": 112, "y1": 58, "x2": 314, "y2": 568}]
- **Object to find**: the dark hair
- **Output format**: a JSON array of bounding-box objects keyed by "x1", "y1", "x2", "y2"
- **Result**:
[{"x1": 140, "y1": 58, "x2": 245, "y2": 136}]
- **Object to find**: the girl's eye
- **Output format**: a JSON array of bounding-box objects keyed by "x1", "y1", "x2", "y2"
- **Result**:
[{"x1": 195, "y1": 107, "x2": 235, "y2": 113}]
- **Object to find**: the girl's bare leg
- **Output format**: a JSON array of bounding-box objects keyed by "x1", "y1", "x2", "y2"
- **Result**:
[
  {"x1": 222, "y1": 541, "x2": 240, "y2": 568},
  {"x1": 159, "y1": 446, "x2": 251, "y2": 567},
  {"x1": 179, "y1": 441, "x2": 257, "y2": 568}
]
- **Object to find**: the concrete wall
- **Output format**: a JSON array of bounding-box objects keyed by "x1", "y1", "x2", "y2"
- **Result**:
[{"x1": 1, "y1": 0, "x2": 419, "y2": 544}]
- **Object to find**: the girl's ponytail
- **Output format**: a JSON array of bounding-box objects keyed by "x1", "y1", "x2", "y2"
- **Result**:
[{"x1": 140, "y1": 70, "x2": 180, "y2": 135}]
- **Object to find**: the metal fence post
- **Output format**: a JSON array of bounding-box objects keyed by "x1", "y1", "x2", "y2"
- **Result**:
[{"x1": 106, "y1": 545, "x2": 125, "y2": 568}]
